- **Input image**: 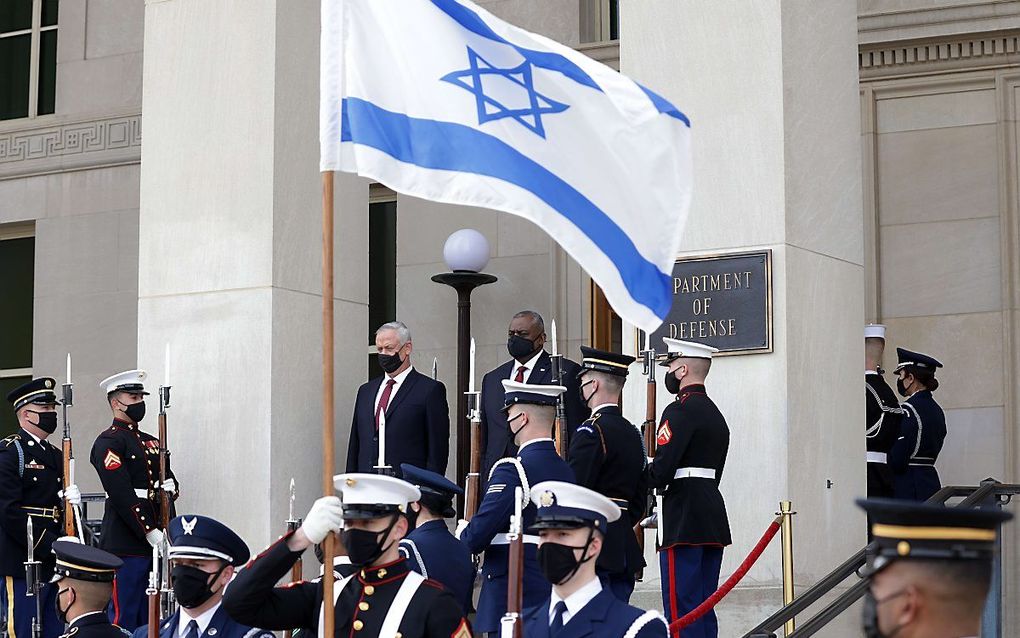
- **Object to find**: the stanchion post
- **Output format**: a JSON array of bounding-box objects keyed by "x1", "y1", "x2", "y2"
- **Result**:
[{"x1": 779, "y1": 500, "x2": 796, "y2": 636}]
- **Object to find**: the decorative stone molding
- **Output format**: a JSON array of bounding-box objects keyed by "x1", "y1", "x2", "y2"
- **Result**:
[
  {"x1": 860, "y1": 31, "x2": 1020, "y2": 78},
  {"x1": 577, "y1": 40, "x2": 619, "y2": 71},
  {"x1": 0, "y1": 112, "x2": 141, "y2": 180}
]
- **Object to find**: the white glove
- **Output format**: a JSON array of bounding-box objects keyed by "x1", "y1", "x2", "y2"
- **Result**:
[
  {"x1": 59, "y1": 484, "x2": 82, "y2": 506},
  {"x1": 145, "y1": 528, "x2": 165, "y2": 550},
  {"x1": 160, "y1": 478, "x2": 177, "y2": 494},
  {"x1": 301, "y1": 496, "x2": 344, "y2": 545},
  {"x1": 454, "y1": 519, "x2": 469, "y2": 540},
  {"x1": 55, "y1": 535, "x2": 82, "y2": 544}
]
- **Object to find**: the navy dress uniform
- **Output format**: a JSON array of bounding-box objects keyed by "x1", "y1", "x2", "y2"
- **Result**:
[
  {"x1": 522, "y1": 481, "x2": 667, "y2": 638},
  {"x1": 398, "y1": 464, "x2": 475, "y2": 614},
  {"x1": 645, "y1": 339, "x2": 730, "y2": 638},
  {"x1": 458, "y1": 381, "x2": 576, "y2": 635},
  {"x1": 568, "y1": 346, "x2": 647, "y2": 602},
  {"x1": 132, "y1": 514, "x2": 273, "y2": 638},
  {"x1": 223, "y1": 474, "x2": 471, "y2": 638},
  {"x1": 889, "y1": 349, "x2": 946, "y2": 502},
  {"x1": 1, "y1": 378, "x2": 66, "y2": 638},
  {"x1": 864, "y1": 325, "x2": 904, "y2": 499},
  {"x1": 88, "y1": 370, "x2": 179, "y2": 631},
  {"x1": 50, "y1": 540, "x2": 130, "y2": 638}
]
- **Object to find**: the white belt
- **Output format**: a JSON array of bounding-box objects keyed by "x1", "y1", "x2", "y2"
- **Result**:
[
  {"x1": 866, "y1": 452, "x2": 887, "y2": 464},
  {"x1": 134, "y1": 489, "x2": 149, "y2": 498},
  {"x1": 491, "y1": 534, "x2": 540, "y2": 545},
  {"x1": 673, "y1": 467, "x2": 716, "y2": 480}
]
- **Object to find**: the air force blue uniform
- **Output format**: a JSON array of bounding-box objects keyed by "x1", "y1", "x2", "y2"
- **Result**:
[
  {"x1": 889, "y1": 349, "x2": 946, "y2": 502},
  {"x1": 131, "y1": 606, "x2": 273, "y2": 638},
  {"x1": 522, "y1": 588, "x2": 667, "y2": 638}
]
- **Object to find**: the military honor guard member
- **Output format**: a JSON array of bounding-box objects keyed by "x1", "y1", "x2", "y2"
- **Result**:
[
  {"x1": 89, "y1": 370, "x2": 179, "y2": 631},
  {"x1": 522, "y1": 482, "x2": 668, "y2": 638},
  {"x1": 50, "y1": 540, "x2": 130, "y2": 638},
  {"x1": 856, "y1": 498, "x2": 1012, "y2": 638},
  {"x1": 478, "y1": 310, "x2": 589, "y2": 483},
  {"x1": 398, "y1": 464, "x2": 475, "y2": 615},
  {"x1": 1, "y1": 377, "x2": 82, "y2": 638},
  {"x1": 567, "y1": 346, "x2": 647, "y2": 602},
  {"x1": 889, "y1": 348, "x2": 946, "y2": 501},
  {"x1": 457, "y1": 380, "x2": 575, "y2": 636},
  {"x1": 132, "y1": 515, "x2": 273, "y2": 638},
  {"x1": 864, "y1": 325, "x2": 904, "y2": 499},
  {"x1": 222, "y1": 473, "x2": 471, "y2": 638},
  {"x1": 346, "y1": 321, "x2": 450, "y2": 475},
  {"x1": 645, "y1": 339, "x2": 730, "y2": 638}
]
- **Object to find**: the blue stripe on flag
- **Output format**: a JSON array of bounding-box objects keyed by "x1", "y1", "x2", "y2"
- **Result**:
[
  {"x1": 340, "y1": 97, "x2": 672, "y2": 320},
  {"x1": 431, "y1": 0, "x2": 603, "y2": 93},
  {"x1": 639, "y1": 84, "x2": 691, "y2": 126}
]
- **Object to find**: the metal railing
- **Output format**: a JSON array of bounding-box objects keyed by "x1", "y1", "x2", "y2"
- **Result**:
[{"x1": 744, "y1": 478, "x2": 1018, "y2": 638}]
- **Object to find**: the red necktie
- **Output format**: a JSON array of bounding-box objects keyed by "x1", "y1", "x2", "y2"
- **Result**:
[
  {"x1": 514, "y1": 366, "x2": 527, "y2": 383},
  {"x1": 375, "y1": 379, "x2": 396, "y2": 430}
]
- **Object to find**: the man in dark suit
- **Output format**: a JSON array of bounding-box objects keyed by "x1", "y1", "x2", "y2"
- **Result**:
[
  {"x1": 479, "y1": 310, "x2": 589, "y2": 480},
  {"x1": 346, "y1": 321, "x2": 450, "y2": 475}
]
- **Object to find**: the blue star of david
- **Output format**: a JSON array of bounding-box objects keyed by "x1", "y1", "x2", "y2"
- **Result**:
[{"x1": 441, "y1": 47, "x2": 569, "y2": 138}]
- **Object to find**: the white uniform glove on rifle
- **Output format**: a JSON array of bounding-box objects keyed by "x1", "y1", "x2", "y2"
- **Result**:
[
  {"x1": 301, "y1": 496, "x2": 344, "y2": 544},
  {"x1": 454, "y1": 518, "x2": 469, "y2": 540},
  {"x1": 145, "y1": 528, "x2": 165, "y2": 550},
  {"x1": 160, "y1": 478, "x2": 177, "y2": 494},
  {"x1": 58, "y1": 484, "x2": 82, "y2": 506}
]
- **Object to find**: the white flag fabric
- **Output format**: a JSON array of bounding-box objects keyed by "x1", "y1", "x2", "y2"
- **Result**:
[{"x1": 321, "y1": 0, "x2": 692, "y2": 332}]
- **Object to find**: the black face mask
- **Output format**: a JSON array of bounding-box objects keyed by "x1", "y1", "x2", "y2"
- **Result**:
[
  {"x1": 507, "y1": 412, "x2": 527, "y2": 437},
  {"x1": 172, "y1": 564, "x2": 226, "y2": 609},
  {"x1": 28, "y1": 411, "x2": 58, "y2": 435},
  {"x1": 341, "y1": 514, "x2": 399, "y2": 567},
  {"x1": 578, "y1": 380, "x2": 595, "y2": 407},
  {"x1": 537, "y1": 530, "x2": 595, "y2": 585},
  {"x1": 896, "y1": 378, "x2": 908, "y2": 398},
  {"x1": 378, "y1": 351, "x2": 404, "y2": 375},
  {"x1": 55, "y1": 587, "x2": 74, "y2": 625},
  {"x1": 507, "y1": 334, "x2": 538, "y2": 361},
  {"x1": 862, "y1": 588, "x2": 907, "y2": 638},
  {"x1": 123, "y1": 400, "x2": 146, "y2": 423},
  {"x1": 664, "y1": 370, "x2": 682, "y2": 395}
]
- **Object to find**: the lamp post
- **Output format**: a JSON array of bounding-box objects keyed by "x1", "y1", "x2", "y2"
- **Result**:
[{"x1": 431, "y1": 229, "x2": 497, "y2": 516}]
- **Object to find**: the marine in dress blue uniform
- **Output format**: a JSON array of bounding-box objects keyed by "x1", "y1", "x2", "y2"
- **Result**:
[
  {"x1": 1, "y1": 377, "x2": 73, "y2": 638},
  {"x1": 864, "y1": 325, "x2": 904, "y2": 500},
  {"x1": 50, "y1": 540, "x2": 131, "y2": 638},
  {"x1": 457, "y1": 381, "x2": 575, "y2": 635},
  {"x1": 88, "y1": 370, "x2": 179, "y2": 631},
  {"x1": 132, "y1": 515, "x2": 273, "y2": 638},
  {"x1": 568, "y1": 346, "x2": 647, "y2": 602},
  {"x1": 223, "y1": 474, "x2": 471, "y2": 638},
  {"x1": 521, "y1": 481, "x2": 667, "y2": 638},
  {"x1": 889, "y1": 349, "x2": 946, "y2": 502},
  {"x1": 398, "y1": 464, "x2": 475, "y2": 614},
  {"x1": 856, "y1": 498, "x2": 1012, "y2": 638},
  {"x1": 645, "y1": 339, "x2": 730, "y2": 638}
]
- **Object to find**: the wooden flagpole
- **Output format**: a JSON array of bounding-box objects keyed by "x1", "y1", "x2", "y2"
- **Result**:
[{"x1": 321, "y1": 170, "x2": 336, "y2": 638}]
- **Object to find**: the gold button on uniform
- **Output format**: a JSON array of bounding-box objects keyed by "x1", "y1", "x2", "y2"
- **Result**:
[
  {"x1": 359, "y1": 602, "x2": 369, "y2": 611},
  {"x1": 364, "y1": 585, "x2": 375, "y2": 596},
  {"x1": 377, "y1": 568, "x2": 387, "y2": 578},
  {"x1": 353, "y1": 620, "x2": 364, "y2": 631}
]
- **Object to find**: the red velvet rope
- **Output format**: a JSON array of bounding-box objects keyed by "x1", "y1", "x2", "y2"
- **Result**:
[{"x1": 670, "y1": 516, "x2": 784, "y2": 637}]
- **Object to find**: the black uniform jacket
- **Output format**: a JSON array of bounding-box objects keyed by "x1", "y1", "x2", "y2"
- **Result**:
[
  {"x1": 568, "y1": 405, "x2": 647, "y2": 577},
  {"x1": 646, "y1": 385, "x2": 731, "y2": 548},
  {"x1": 865, "y1": 372, "x2": 903, "y2": 498},
  {"x1": 89, "y1": 419, "x2": 178, "y2": 555},
  {"x1": 479, "y1": 351, "x2": 589, "y2": 484},
  {"x1": 890, "y1": 389, "x2": 946, "y2": 501},
  {"x1": 222, "y1": 532, "x2": 471, "y2": 638},
  {"x1": 60, "y1": 611, "x2": 131, "y2": 637},
  {"x1": 0, "y1": 429, "x2": 63, "y2": 577}
]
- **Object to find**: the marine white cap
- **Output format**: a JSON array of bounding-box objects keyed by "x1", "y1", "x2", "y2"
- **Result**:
[
  {"x1": 661, "y1": 338, "x2": 719, "y2": 364},
  {"x1": 333, "y1": 473, "x2": 420, "y2": 519},
  {"x1": 864, "y1": 324, "x2": 886, "y2": 340},
  {"x1": 99, "y1": 370, "x2": 149, "y2": 395}
]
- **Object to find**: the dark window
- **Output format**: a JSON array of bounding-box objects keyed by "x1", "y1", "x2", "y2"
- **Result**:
[
  {"x1": 609, "y1": 0, "x2": 619, "y2": 40},
  {"x1": 38, "y1": 28, "x2": 56, "y2": 115},
  {"x1": 0, "y1": 34, "x2": 31, "y2": 120},
  {"x1": 0, "y1": 234, "x2": 35, "y2": 437},
  {"x1": 0, "y1": 0, "x2": 58, "y2": 121},
  {"x1": 367, "y1": 200, "x2": 397, "y2": 380}
]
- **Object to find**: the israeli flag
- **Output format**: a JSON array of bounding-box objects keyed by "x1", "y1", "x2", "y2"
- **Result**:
[{"x1": 321, "y1": 0, "x2": 692, "y2": 332}]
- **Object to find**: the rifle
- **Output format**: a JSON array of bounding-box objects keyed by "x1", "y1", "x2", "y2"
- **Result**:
[
  {"x1": 284, "y1": 478, "x2": 303, "y2": 638},
  {"x1": 465, "y1": 389, "x2": 482, "y2": 520},
  {"x1": 549, "y1": 320, "x2": 568, "y2": 459},
  {"x1": 24, "y1": 517, "x2": 42, "y2": 638},
  {"x1": 635, "y1": 334, "x2": 657, "y2": 580},
  {"x1": 157, "y1": 377, "x2": 175, "y2": 617},
  {"x1": 146, "y1": 544, "x2": 160, "y2": 638},
  {"x1": 499, "y1": 487, "x2": 524, "y2": 638},
  {"x1": 61, "y1": 355, "x2": 76, "y2": 538}
]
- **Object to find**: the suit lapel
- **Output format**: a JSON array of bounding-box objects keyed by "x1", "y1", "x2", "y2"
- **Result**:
[
  {"x1": 559, "y1": 588, "x2": 615, "y2": 638},
  {"x1": 385, "y1": 368, "x2": 420, "y2": 418},
  {"x1": 159, "y1": 610, "x2": 180, "y2": 638},
  {"x1": 206, "y1": 605, "x2": 232, "y2": 636},
  {"x1": 529, "y1": 351, "x2": 552, "y2": 384},
  {"x1": 20, "y1": 431, "x2": 59, "y2": 470}
]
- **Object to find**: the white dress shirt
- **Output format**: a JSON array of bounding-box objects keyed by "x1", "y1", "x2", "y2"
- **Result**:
[
  {"x1": 507, "y1": 350, "x2": 544, "y2": 383},
  {"x1": 548, "y1": 575, "x2": 603, "y2": 626},
  {"x1": 518, "y1": 437, "x2": 554, "y2": 454},
  {"x1": 374, "y1": 365, "x2": 414, "y2": 414},
  {"x1": 178, "y1": 601, "x2": 221, "y2": 637}
]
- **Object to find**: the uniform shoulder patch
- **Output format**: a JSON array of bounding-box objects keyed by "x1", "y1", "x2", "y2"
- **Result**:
[
  {"x1": 103, "y1": 449, "x2": 122, "y2": 470},
  {"x1": 576, "y1": 425, "x2": 596, "y2": 435},
  {"x1": 450, "y1": 617, "x2": 471, "y2": 638},
  {"x1": 2, "y1": 434, "x2": 21, "y2": 447},
  {"x1": 656, "y1": 420, "x2": 672, "y2": 446}
]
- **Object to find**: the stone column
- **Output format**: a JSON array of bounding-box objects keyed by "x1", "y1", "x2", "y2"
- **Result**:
[
  {"x1": 621, "y1": 3, "x2": 866, "y2": 636},
  {"x1": 138, "y1": 0, "x2": 367, "y2": 555}
]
